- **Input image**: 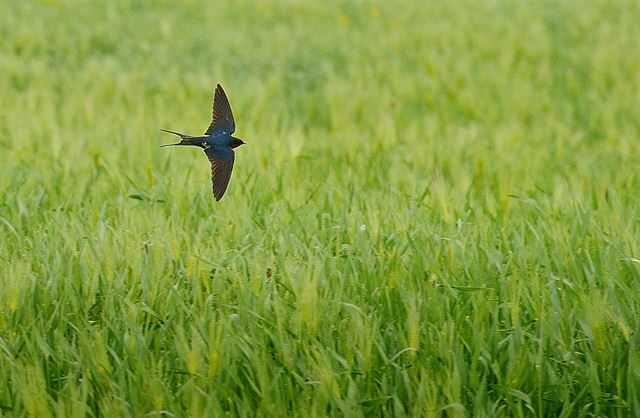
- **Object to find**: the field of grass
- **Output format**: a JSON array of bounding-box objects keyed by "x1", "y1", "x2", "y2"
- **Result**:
[{"x1": 1, "y1": 1, "x2": 639, "y2": 417}]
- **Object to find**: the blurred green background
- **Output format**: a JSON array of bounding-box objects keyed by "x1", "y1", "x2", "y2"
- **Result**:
[{"x1": 1, "y1": 1, "x2": 639, "y2": 417}]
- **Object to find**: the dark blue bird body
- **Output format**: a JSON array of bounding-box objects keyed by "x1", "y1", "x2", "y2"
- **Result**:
[{"x1": 161, "y1": 84, "x2": 245, "y2": 200}]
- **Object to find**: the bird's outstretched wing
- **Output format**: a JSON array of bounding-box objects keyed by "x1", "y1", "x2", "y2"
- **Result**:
[
  {"x1": 205, "y1": 147, "x2": 235, "y2": 201},
  {"x1": 205, "y1": 84, "x2": 236, "y2": 136}
]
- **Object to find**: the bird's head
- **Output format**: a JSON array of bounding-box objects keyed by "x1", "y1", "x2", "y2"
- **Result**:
[{"x1": 230, "y1": 137, "x2": 245, "y2": 149}]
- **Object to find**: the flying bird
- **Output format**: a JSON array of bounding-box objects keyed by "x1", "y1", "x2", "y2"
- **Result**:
[{"x1": 161, "y1": 84, "x2": 245, "y2": 201}]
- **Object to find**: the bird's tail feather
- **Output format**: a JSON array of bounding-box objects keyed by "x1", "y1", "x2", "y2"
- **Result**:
[
  {"x1": 160, "y1": 128, "x2": 194, "y2": 139},
  {"x1": 160, "y1": 129, "x2": 204, "y2": 147}
]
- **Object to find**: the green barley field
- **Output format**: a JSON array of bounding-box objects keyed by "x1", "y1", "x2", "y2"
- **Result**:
[{"x1": 1, "y1": 2, "x2": 639, "y2": 417}]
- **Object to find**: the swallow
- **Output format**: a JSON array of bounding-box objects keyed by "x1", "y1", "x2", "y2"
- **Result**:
[{"x1": 161, "y1": 84, "x2": 245, "y2": 201}]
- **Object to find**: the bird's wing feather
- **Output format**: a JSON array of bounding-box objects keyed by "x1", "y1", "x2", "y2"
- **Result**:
[
  {"x1": 205, "y1": 84, "x2": 236, "y2": 136},
  {"x1": 205, "y1": 147, "x2": 235, "y2": 201}
]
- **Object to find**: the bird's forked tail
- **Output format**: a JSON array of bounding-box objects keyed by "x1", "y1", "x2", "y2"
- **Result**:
[{"x1": 160, "y1": 129, "x2": 204, "y2": 147}]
